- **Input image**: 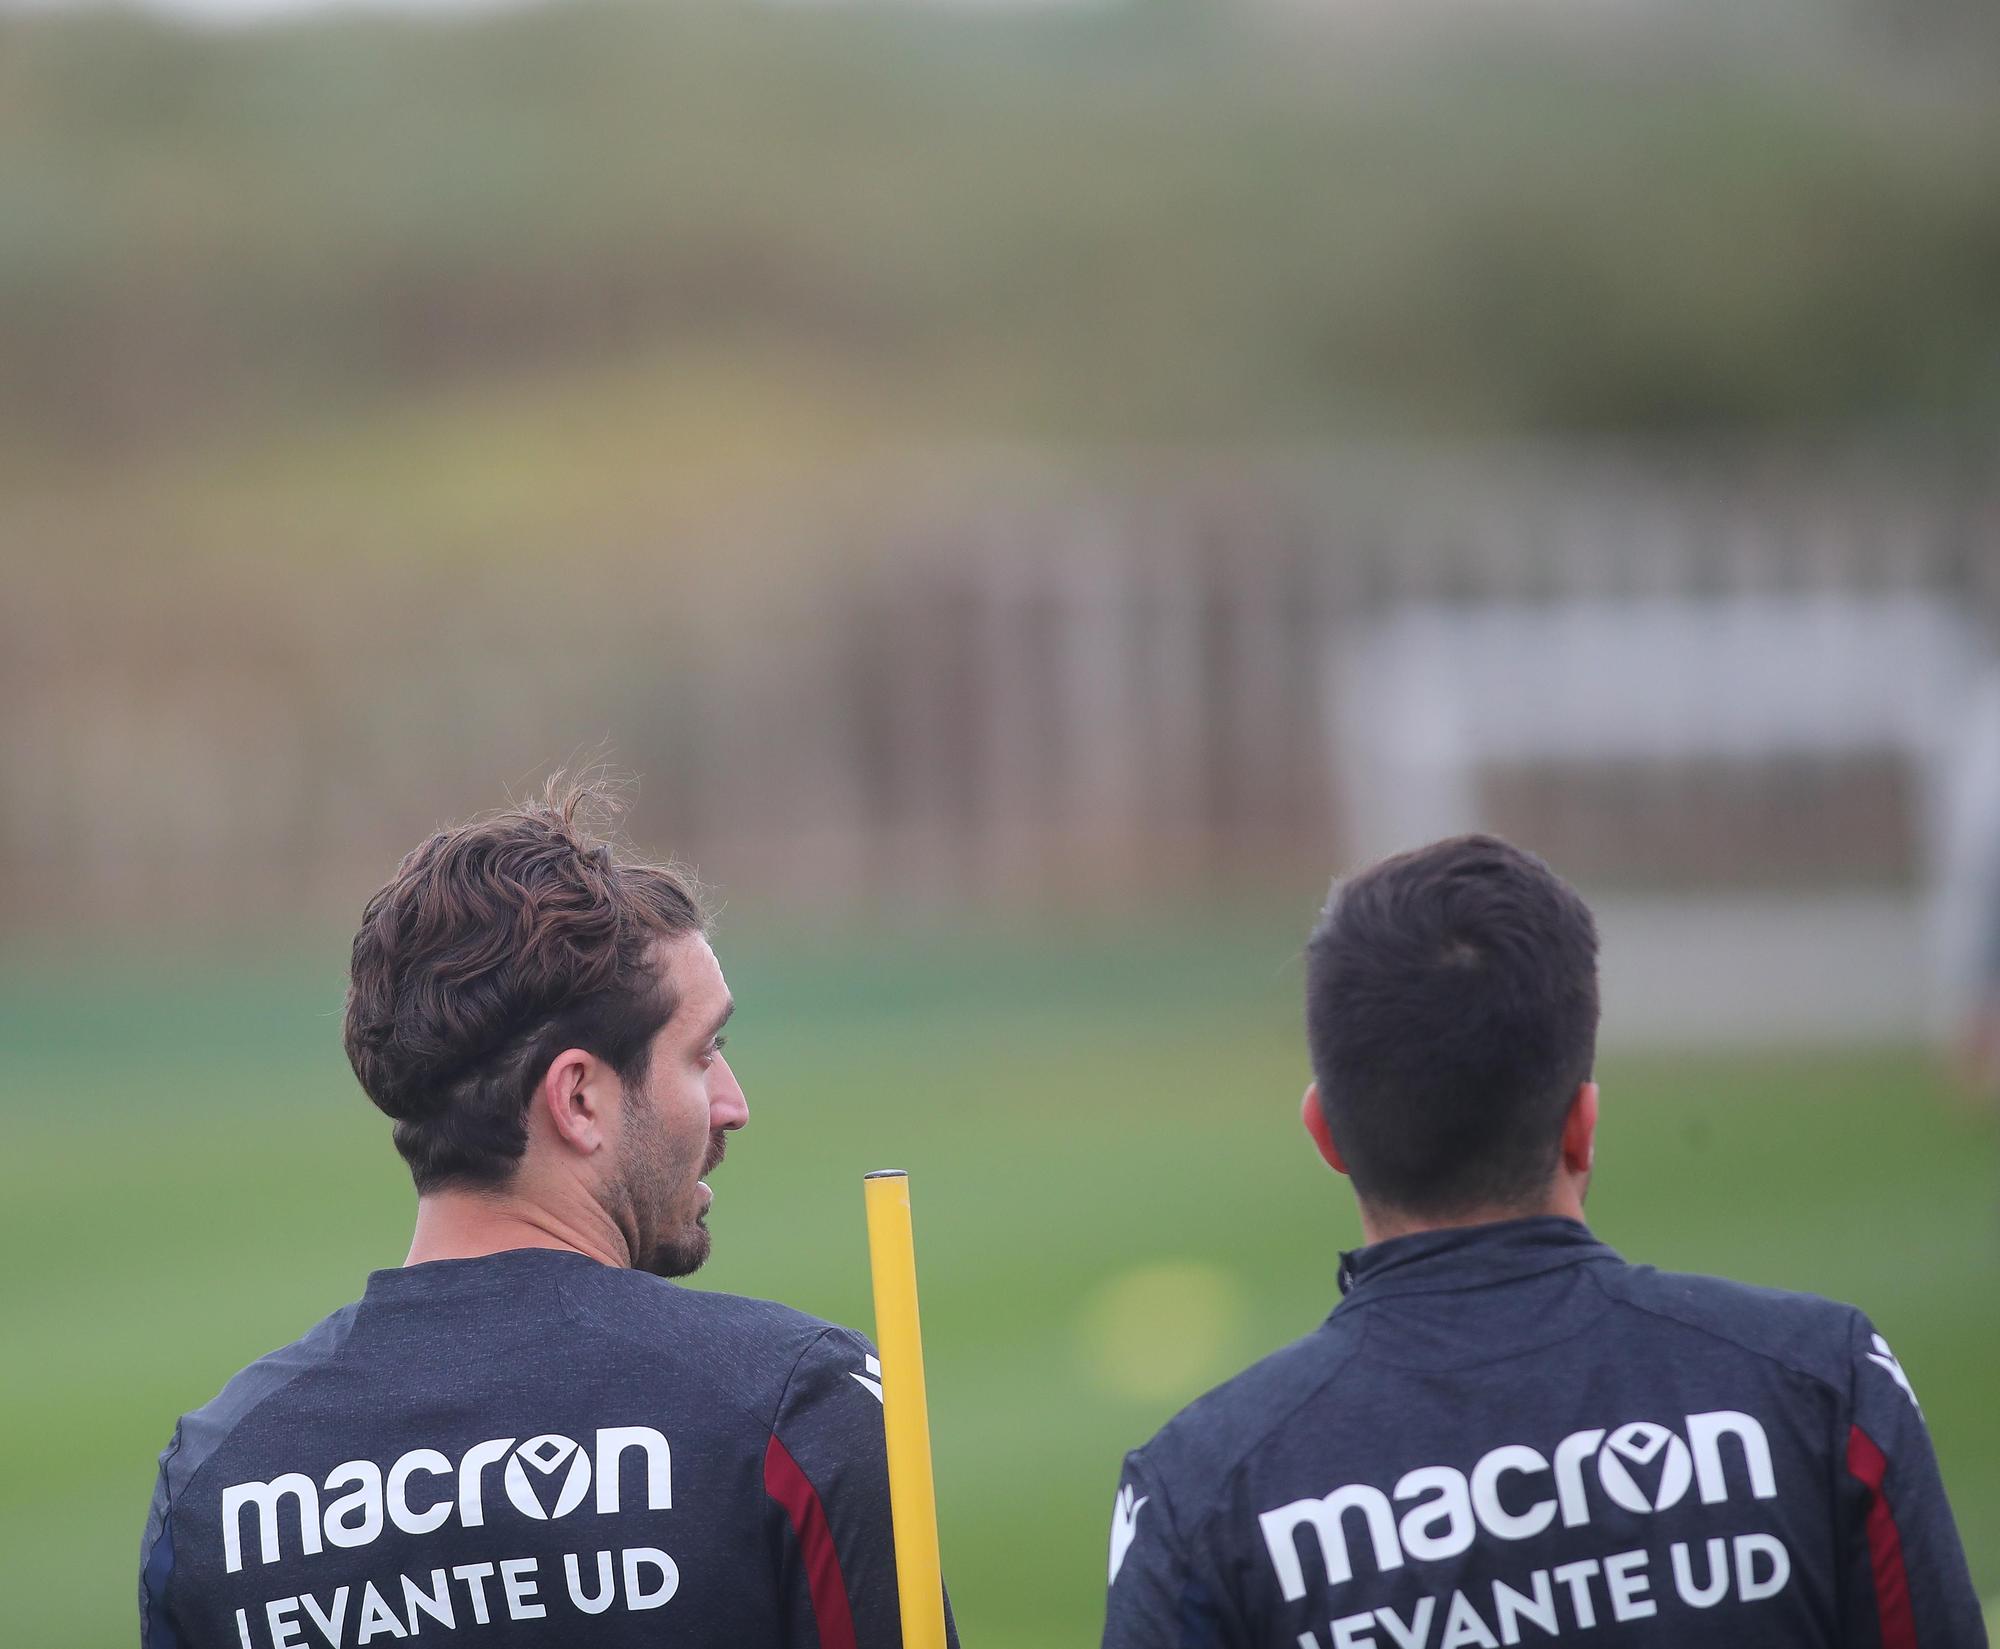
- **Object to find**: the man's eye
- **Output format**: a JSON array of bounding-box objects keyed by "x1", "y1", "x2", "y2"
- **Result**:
[{"x1": 701, "y1": 1035, "x2": 728, "y2": 1064}]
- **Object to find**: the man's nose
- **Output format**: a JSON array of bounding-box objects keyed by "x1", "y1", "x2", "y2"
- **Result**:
[{"x1": 712, "y1": 1054, "x2": 749, "y2": 1131}]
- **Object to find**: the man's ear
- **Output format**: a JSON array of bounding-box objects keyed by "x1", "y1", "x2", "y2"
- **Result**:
[
  {"x1": 1561, "y1": 1080, "x2": 1598, "y2": 1176},
  {"x1": 1301, "y1": 1083, "x2": 1348, "y2": 1175},
  {"x1": 536, "y1": 1047, "x2": 616, "y2": 1157}
]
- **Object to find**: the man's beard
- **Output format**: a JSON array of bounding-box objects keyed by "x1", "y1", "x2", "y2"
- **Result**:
[{"x1": 616, "y1": 1111, "x2": 724, "y2": 1279}]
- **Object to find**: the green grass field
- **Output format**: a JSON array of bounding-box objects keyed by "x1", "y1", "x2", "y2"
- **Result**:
[{"x1": 4, "y1": 919, "x2": 1995, "y2": 1647}]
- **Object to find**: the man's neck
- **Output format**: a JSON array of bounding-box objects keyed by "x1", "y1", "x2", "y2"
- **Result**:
[
  {"x1": 405, "y1": 1186, "x2": 631, "y2": 1270},
  {"x1": 1356, "y1": 1183, "x2": 1586, "y2": 1247}
]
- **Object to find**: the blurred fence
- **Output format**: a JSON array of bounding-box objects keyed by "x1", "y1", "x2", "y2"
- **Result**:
[
  {"x1": 8, "y1": 444, "x2": 1998, "y2": 979},
  {"x1": 847, "y1": 446, "x2": 2000, "y2": 898}
]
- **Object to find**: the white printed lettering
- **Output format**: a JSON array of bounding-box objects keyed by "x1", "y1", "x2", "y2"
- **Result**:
[
  {"x1": 1550, "y1": 1431, "x2": 1604, "y2": 1527},
  {"x1": 1735, "y1": 1533, "x2": 1790, "y2": 1602},
  {"x1": 596, "y1": 1427, "x2": 673, "y2": 1513},
  {"x1": 386, "y1": 1451, "x2": 452, "y2": 1537},
  {"x1": 402, "y1": 1570, "x2": 453, "y2": 1632},
  {"x1": 566, "y1": 1551, "x2": 617, "y2": 1615},
  {"x1": 450, "y1": 1564, "x2": 495, "y2": 1627},
  {"x1": 1595, "y1": 1425, "x2": 1692, "y2": 1515},
  {"x1": 224, "y1": 1475, "x2": 322, "y2": 1573},
  {"x1": 1603, "y1": 1549, "x2": 1655, "y2": 1621},
  {"x1": 266, "y1": 1597, "x2": 305, "y2": 1649},
  {"x1": 1330, "y1": 1611, "x2": 1375, "y2": 1649},
  {"x1": 1470, "y1": 1447, "x2": 1555, "y2": 1542},
  {"x1": 1248, "y1": 1410, "x2": 1781, "y2": 1609},
  {"x1": 1550, "y1": 1560, "x2": 1599, "y2": 1630},
  {"x1": 500, "y1": 1557, "x2": 544, "y2": 1620},
  {"x1": 623, "y1": 1547, "x2": 680, "y2": 1609},
  {"x1": 1396, "y1": 1467, "x2": 1474, "y2": 1562},
  {"x1": 1260, "y1": 1484, "x2": 1403, "y2": 1598},
  {"x1": 220, "y1": 1424, "x2": 675, "y2": 1570},
  {"x1": 322, "y1": 1463, "x2": 383, "y2": 1551},
  {"x1": 1671, "y1": 1538, "x2": 1730, "y2": 1607},
  {"x1": 300, "y1": 1587, "x2": 350, "y2": 1647},
  {"x1": 1376, "y1": 1599, "x2": 1435, "y2": 1649},
  {"x1": 1688, "y1": 1412, "x2": 1778, "y2": 1504},
  {"x1": 1439, "y1": 1591, "x2": 1499, "y2": 1649},
  {"x1": 503, "y1": 1436, "x2": 591, "y2": 1521},
  {"x1": 455, "y1": 1439, "x2": 515, "y2": 1528},
  {"x1": 354, "y1": 1580, "x2": 407, "y2": 1643},
  {"x1": 1490, "y1": 1571, "x2": 1558, "y2": 1644}
]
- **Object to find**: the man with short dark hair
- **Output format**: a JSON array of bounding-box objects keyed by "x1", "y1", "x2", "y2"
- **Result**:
[
  {"x1": 1101, "y1": 834, "x2": 1984, "y2": 1648},
  {"x1": 141, "y1": 784, "x2": 955, "y2": 1648}
]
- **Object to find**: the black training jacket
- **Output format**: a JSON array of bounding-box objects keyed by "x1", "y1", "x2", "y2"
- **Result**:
[
  {"x1": 140, "y1": 1248, "x2": 957, "y2": 1649},
  {"x1": 1101, "y1": 1217, "x2": 1985, "y2": 1649}
]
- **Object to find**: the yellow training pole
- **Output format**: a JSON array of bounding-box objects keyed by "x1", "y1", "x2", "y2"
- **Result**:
[{"x1": 863, "y1": 1169, "x2": 948, "y2": 1649}]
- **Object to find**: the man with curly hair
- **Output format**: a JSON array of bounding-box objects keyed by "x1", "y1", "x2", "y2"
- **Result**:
[{"x1": 141, "y1": 784, "x2": 952, "y2": 1648}]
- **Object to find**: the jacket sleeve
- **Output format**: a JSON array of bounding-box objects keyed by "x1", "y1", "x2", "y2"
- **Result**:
[
  {"x1": 1101, "y1": 1450, "x2": 1233, "y2": 1649},
  {"x1": 764, "y1": 1325, "x2": 959, "y2": 1649},
  {"x1": 1834, "y1": 1312, "x2": 1987, "y2": 1648},
  {"x1": 139, "y1": 1426, "x2": 186, "y2": 1649}
]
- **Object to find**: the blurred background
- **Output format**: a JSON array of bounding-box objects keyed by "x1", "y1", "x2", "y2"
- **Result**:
[{"x1": 2, "y1": 0, "x2": 1997, "y2": 1643}]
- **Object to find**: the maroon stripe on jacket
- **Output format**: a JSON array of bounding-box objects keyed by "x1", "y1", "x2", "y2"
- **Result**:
[
  {"x1": 765, "y1": 1432, "x2": 859, "y2": 1649},
  {"x1": 1847, "y1": 1424, "x2": 1918, "y2": 1649}
]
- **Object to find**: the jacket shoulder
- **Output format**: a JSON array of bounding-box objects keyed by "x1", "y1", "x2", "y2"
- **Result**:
[
  {"x1": 1134, "y1": 1315, "x2": 1368, "y2": 1512},
  {"x1": 1593, "y1": 1259, "x2": 1864, "y2": 1389},
  {"x1": 167, "y1": 1301, "x2": 363, "y2": 1500},
  {"x1": 560, "y1": 1269, "x2": 866, "y2": 1387}
]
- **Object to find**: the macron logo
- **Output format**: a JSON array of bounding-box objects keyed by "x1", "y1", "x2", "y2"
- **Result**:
[
  {"x1": 1867, "y1": 1335, "x2": 1922, "y2": 1417},
  {"x1": 1109, "y1": 1484, "x2": 1149, "y2": 1584},
  {"x1": 1257, "y1": 1410, "x2": 1777, "y2": 1602},
  {"x1": 220, "y1": 1427, "x2": 672, "y2": 1574},
  {"x1": 852, "y1": 1356, "x2": 884, "y2": 1403}
]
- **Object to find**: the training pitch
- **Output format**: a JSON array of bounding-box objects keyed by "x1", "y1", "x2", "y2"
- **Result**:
[{"x1": 2, "y1": 919, "x2": 1994, "y2": 1648}]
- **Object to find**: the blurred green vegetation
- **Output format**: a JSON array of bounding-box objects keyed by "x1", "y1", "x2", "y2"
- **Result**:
[
  {"x1": 3, "y1": 919, "x2": 1995, "y2": 1646},
  {"x1": 3, "y1": 0, "x2": 1999, "y2": 472}
]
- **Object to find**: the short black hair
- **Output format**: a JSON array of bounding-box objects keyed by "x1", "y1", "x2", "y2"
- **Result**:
[{"x1": 1304, "y1": 834, "x2": 1599, "y2": 1218}]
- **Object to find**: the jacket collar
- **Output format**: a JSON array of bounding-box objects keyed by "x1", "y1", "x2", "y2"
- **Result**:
[{"x1": 1336, "y1": 1215, "x2": 1615, "y2": 1301}]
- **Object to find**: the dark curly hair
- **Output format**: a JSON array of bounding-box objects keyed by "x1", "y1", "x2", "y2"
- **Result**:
[{"x1": 343, "y1": 782, "x2": 708, "y2": 1191}]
